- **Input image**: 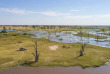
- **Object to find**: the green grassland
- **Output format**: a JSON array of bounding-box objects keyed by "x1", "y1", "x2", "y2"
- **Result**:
[{"x1": 0, "y1": 31, "x2": 110, "y2": 70}]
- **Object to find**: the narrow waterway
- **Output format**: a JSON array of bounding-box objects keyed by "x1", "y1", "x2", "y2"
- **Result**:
[{"x1": 0, "y1": 63, "x2": 110, "y2": 74}]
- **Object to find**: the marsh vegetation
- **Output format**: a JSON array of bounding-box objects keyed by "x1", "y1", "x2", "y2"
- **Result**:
[{"x1": 0, "y1": 25, "x2": 110, "y2": 71}]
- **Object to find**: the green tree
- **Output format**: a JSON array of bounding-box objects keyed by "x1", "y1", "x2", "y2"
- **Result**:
[{"x1": 2, "y1": 26, "x2": 7, "y2": 33}]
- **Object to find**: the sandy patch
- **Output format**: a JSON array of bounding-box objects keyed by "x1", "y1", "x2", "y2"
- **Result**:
[{"x1": 49, "y1": 45, "x2": 58, "y2": 50}]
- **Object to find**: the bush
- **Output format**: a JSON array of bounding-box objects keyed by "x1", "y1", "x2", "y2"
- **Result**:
[
  {"x1": 17, "y1": 41, "x2": 22, "y2": 43},
  {"x1": 23, "y1": 33, "x2": 27, "y2": 35},
  {"x1": 62, "y1": 45, "x2": 67, "y2": 48}
]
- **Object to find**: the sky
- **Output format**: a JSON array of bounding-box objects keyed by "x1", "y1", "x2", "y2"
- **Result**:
[{"x1": 0, "y1": 0, "x2": 110, "y2": 25}]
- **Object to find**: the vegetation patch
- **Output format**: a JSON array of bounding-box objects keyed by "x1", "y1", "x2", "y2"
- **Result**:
[
  {"x1": 0, "y1": 58, "x2": 14, "y2": 65},
  {"x1": 0, "y1": 28, "x2": 110, "y2": 70},
  {"x1": 74, "y1": 32, "x2": 107, "y2": 39}
]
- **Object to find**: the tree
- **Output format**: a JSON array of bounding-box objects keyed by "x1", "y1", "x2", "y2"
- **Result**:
[
  {"x1": 48, "y1": 31, "x2": 51, "y2": 40},
  {"x1": 87, "y1": 32, "x2": 90, "y2": 43},
  {"x1": 32, "y1": 25, "x2": 36, "y2": 29},
  {"x1": 79, "y1": 27, "x2": 83, "y2": 41},
  {"x1": 2, "y1": 26, "x2": 7, "y2": 33},
  {"x1": 79, "y1": 42, "x2": 87, "y2": 56},
  {"x1": 96, "y1": 34, "x2": 99, "y2": 43},
  {"x1": 109, "y1": 27, "x2": 110, "y2": 44},
  {"x1": 32, "y1": 41, "x2": 39, "y2": 62},
  {"x1": 77, "y1": 29, "x2": 89, "y2": 57},
  {"x1": 101, "y1": 29, "x2": 105, "y2": 36}
]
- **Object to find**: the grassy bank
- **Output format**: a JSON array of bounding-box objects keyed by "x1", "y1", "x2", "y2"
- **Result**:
[
  {"x1": 74, "y1": 32, "x2": 107, "y2": 39},
  {"x1": 0, "y1": 31, "x2": 110, "y2": 71}
]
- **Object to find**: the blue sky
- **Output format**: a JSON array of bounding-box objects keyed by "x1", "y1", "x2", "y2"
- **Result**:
[{"x1": 0, "y1": 0, "x2": 110, "y2": 25}]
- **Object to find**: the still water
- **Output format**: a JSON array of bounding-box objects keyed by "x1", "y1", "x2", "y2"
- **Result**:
[{"x1": 0, "y1": 63, "x2": 110, "y2": 74}]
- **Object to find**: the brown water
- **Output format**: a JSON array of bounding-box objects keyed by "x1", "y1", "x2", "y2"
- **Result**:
[{"x1": 0, "y1": 63, "x2": 110, "y2": 74}]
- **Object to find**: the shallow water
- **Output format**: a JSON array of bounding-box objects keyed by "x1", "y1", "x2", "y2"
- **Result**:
[
  {"x1": 0, "y1": 63, "x2": 110, "y2": 74},
  {"x1": 18, "y1": 30, "x2": 110, "y2": 48},
  {"x1": 0, "y1": 29, "x2": 15, "y2": 32}
]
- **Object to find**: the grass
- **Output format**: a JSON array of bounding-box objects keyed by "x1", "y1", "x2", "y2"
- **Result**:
[
  {"x1": 74, "y1": 32, "x2": 107, "y2": 39},
  {"x1": 0, "y1": 31, "x2": 110, "y2": 71},
  {"x1": 95, "y1": 40, "x2": 105, "y2": 42},
  {"x1": 102, "y1": 33, "x2": 110, "y2": 36}
]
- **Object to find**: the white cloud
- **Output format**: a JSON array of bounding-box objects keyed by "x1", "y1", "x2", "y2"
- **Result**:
[
  {"x1": 66, "y1": 15, "x2": 93, "y2": 19},
  {"x1": 1, "y1": 8, "x2": 110, "y2": 19},
  {"x1": 69, "y1": 10, "x2": 80, "y2": 12},
  {"x1": 0, "y1": 8, "x2": 70, "y2": 16},
  {"x1": 39, "y1": 11, "x2": 70, "y2": 16},
  {"x1": 0, "y1": 8, "x2": 36, "y2": 14},
  {"x1": 98, "y1": 14, "x2": 110, "y2": 17},
  {"x1": 39, "y1": 11, "x2": 61, "y2": 16},
  {"x1": 65, "y1": 14, "x2": 110, "y2": 19}
]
